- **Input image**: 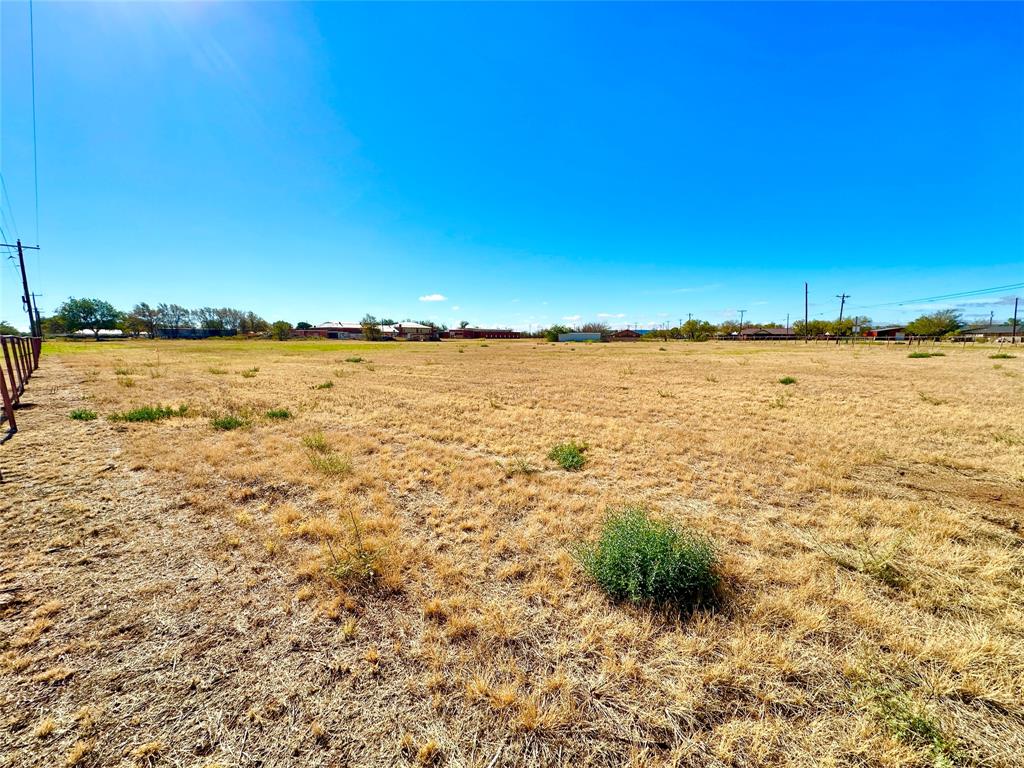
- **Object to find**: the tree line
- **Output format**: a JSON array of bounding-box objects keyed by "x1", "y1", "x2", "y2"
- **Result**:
[{"x1": 41, "y1": 298, "x2": 294, "y2": 340}]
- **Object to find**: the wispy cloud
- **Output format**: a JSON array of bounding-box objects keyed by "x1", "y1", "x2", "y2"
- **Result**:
[
  {"x1": 562, "y1": 314, "x2": 581, "y2": 322},
  {"x1": 451, "y1": 305, "x2": 460, "y2": 311},
  {"x1": 419, "y1": 293, "x2": 447, "y2": 302},
  {"x1": 597, "y1": 312, "x2": 625, "y2": 319}
]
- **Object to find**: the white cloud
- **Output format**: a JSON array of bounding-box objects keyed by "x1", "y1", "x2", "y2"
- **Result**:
[
  {"x1": 597, "y1": 312, "x2": 626, "y2": 319},
  {"x1": 562, "y1": 314, "x2": 581, "y2": 322},
  {"x1": 451, "y1": 305, "x2": 460, "y2": 311},
  {"x1": 419, "y1": 293, "x2": 447, "y2": 302}
]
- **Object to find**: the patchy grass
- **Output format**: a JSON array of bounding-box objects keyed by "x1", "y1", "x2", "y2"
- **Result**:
[
  {"x1": 575, "y1": 505, "x2": 719, "y2": 610},
  {"x1": 208, "y1": 367, "x2": 228, "y2": 375},
  {"x1": 302, "y1": 431, "x2": 331, "y2": 453},
  {"x1": 108, "y1": 405, "x2": 187, "y2": 423},
  {"x1": 908, "y1": 351, "x2": 945, "y2": 359},
  {"x1": 264, "y1": 408, "x2": 292, "y2": 420},
  {"x1": 211, "y1": 414, "x2": 247, "y2": 430},
  {"x1": 241, "y1": 367, "x2": 260, "y2": 378},
  {"x1": 308, "y1": 451, "x2": 353, "y2": 477},
  {"x1": 312, "y1": 381, "x2": 334, "y2": 390},
  {"x1": 498, "y1": 456, "x2": 538, "y2": 477},
  {"x1": 69, "y1": 408, "x2": 97, "y2": 421},
  {"x1": 343, "y1": 356, "x2": 365, "y2": 363},
  {"x1": 778, "y1": 376, "x2": 797, "y2": 385},
  {"x1": 548, "y1": 441, "x2": 587, "y2": 471},
  {"x1": 989, "y1": 352, "x2": 1016, "y2": 359},
  {"x1": 859, "y1": 680, "x2": 960, "y2": 767}
]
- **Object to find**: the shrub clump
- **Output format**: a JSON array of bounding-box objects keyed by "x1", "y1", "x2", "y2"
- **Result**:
[
  {"x1": 990, "y1": 352, "x2": 1016, "y2": 359},
  {"x1": 548, "y1": 441, "x2": 587, "y2": 471},
  {"x1": 211, "y1": 415, "x2": 247, "y2": 430},
  {"x1": 109, "y1": 405, "x2": 188, "y2": 423},
  {"x1": 575, "y1": 506, "x2": 719, "y2": 610},
  {"x1": 778, "y1": 376, "x2": 797, "y2": 385},
  {"x1": 265, "y1": 408, "x2": 292, "y2": 420},
  {"x1": 69, "y1": 409, "x2": 97, "y2": 421},
  {"x1": 313, "y1": 381, "x2": 334, "y2": 390},
  {"x1": 344, "y1": 356, "x2": 365, "y2": 363},
  {"x1": 908, "y1": 351, "x2": 944, "y2": 359}
]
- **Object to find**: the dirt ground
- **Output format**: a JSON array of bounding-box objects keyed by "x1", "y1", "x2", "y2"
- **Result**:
[{"x1": 1, "y1": 339, "x2": 1022, "y2": 767}]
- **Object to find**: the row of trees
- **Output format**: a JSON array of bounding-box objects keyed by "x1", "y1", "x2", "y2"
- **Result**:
[
  {"x1": 43, "y1": 298, "x2": 288, "y2": 340},
  {"x1": 536, "y1": 310, "x2": 998, "y2": 342}
]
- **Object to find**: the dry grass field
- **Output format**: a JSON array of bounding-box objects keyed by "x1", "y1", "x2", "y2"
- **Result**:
[{"x1": 2, "y1": 338, "x2": 1022, "y2": 767}]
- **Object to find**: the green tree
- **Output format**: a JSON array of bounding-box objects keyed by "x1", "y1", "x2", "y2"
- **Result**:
[
  {"x1": 119, "y1": 313, "x2": 148, "y2": 337},
  {"x1": 57, "y1": 297, "x2": 121, "y2": 340},
  {"x1": 580, "y1": 322, "x2": 612, "y2": 340},
  {"x1": 131, "y1": 302, "x2": 161, "y2": 338},
  {"x1": 296, "y1": 321, "x2": 312, "y2": 330},
  {"x1": 459, "y1": 320, "x2": 470, "y2": 329},
  {"x1": 680, "y1": 318, "x2": 715, "y2": 341},
  {"x1": 906, "y1": 310, "x2": 962, "y2": 337},
  {"x1": 543, "y1": 324, "x2": 572, "y2": 342},
  {"x1": 361, "y1": 314, "x2": 382, "y2": 341},
  {"x1": 270, "y1": 321, "x2": 293, "y2": 341},
  {"x1": 0, "y1": 320, "x2": 22, "y2": 335}
]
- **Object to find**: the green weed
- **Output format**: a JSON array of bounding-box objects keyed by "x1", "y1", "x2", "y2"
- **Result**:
[
  {"x1": 69, "y1": 409, "x2": 97, "y2": 421},
  {"x1": 548, "y1": 441, "x2": 587, "y2": 471},
  {"x1": 575, "y1": 505, "x2": 719, "y2": 610},
  {"x1": 109, "y1": 405, "x2": 188, "y2": 423}
]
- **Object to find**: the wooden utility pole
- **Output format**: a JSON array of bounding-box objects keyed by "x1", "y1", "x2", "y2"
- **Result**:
[
  {"x1": 1013, "y1": 297, "x2": 1019, "y2": 344},
  {"x1": 804, "y1": 282, "x2": 809, "y2": 343},
  {"x1": 2, "y1": 240, "x2": 41, "y2": 337},
  {"x1": 835, "y1": 293, "x2": 849, "y2": 345}
]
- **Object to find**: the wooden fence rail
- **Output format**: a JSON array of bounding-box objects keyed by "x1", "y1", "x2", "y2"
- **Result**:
[{"x1": 1, "y1": 335, "x2": 42, "y2": 443}]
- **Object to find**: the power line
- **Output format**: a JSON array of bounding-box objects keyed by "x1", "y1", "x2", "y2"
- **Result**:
[{"x1": 849, "y1": 283, "x2": 1024, "y2": 311}]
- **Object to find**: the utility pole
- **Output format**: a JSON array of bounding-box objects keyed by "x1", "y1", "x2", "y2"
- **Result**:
[
  {"x1": 990, "y1": 310, "x2": 995, "y2": 327},
  {"x1": 1012, "y1": 297, "x2": 1019, "y2": 344},
  {"x1": 2, "y1": 240, "x2": 41, "y2": 337},
  {"x1": 786, "y1": 313, "x2": 790, "y2": 334},
  {"x1": 738, "y1": 309, "x2": 747, "y2": 335},
  {"x1": 30, "y1": 293, "x2": 42, "y2": 337},
  {"x1": 804, "y1": 282, "x2": 809, "y2": 343},
  {"x1": 835, "y1": 293, "x2": 849, "y2": 345}
]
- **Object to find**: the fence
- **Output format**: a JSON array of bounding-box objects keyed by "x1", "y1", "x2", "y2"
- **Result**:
[{"x1": 1, "y1": 335, "x2": 42, "y2": 443}]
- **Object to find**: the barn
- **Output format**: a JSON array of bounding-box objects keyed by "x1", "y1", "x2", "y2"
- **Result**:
[{"x1": 447, "y1": 327, "x2": 522, "y2": 339}]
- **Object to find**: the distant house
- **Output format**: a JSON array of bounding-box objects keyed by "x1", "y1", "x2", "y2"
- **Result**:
[
  {"x1": 609, "y1": 329, "x2": 641, "y2": 342},
  {"x1": 863, "y1": 326, "x2": 906, "y2": 340},
  {"x1": 293, "y1": 321, "x2": 376, "y2": 340},
  {"x1": 394, "y1": 322, "x2": 439, "y2": 341},
  {"x1": 956, "y1": 324, "x2": 1019, "y2": 341},
  {"x1": 737, "y1": 327, "x2": 795, "y2": 340},
  {"x1": 558, "y1": 332, "x2": 602, "y2": 342},
  {"x1": 447, "y1": 327, "x2": 521, "y2": 340}
]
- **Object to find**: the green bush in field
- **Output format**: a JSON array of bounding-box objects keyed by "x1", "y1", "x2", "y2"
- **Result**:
[
  {"x1": 109, "y1": 405, "x2": 188, "y2": 423},
  {"x1": 265, "y1": 408, "x2": 292, "y2": 420},
  {"x1": 779, "y1": 376, "x2": 797, "y2": 385},
  {"x1": 69, "y1": 408, "x2": 97, "y2": 421},
  {"x1": 548, "y1": 441, "x2": 587, "y2": 471},
  {"x1": 211, "y1": 414, "x2": 246, "y2": 430},
  {"x1": 575, "y1": 506, "x2": 719, "y2": 610}
]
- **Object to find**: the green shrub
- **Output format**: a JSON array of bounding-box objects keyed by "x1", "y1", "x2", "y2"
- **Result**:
[
  {"x1": 907, "y1": 351, "x2": 942, "y2": 359},
  {"x1": 208, "y1": 367, "x2": 228, "y2": 375},
  {"x1": 990, "y1": 352, "x2": 1016, "y2": 359},
  {"x1": 313, "y1": 381, "x2": 334, "y2": 390},
  {"x1": 575, "y1": 506, "x2": 719, "y2": 609},
  {"x1": 211, "y1": 414, "x2": 246, "y2": 430},
  {"x1": 69, "y1": 408, "x2": 97, "y2": 421},
  {"x1": 109, "y1": 405, "x2": 188, "y2": 423},
  {"x1": 265, "y1": 408, "x2": 292, "y2": 420},
  {"x1": 861, "y1": 684, "x2": 959, "y2": 766},
  {"x1": 778, "y1": 376, "x2": 797, "y2": 385},
  {"x1": 240, "y1": 367, "x2": 259, "y2": 378},
  {"x1": 344, "y1": 356, "x2": 365, "y2": 363},
  {"x1": 548, "y1": 441, "x2": 587, "y2": 471}
]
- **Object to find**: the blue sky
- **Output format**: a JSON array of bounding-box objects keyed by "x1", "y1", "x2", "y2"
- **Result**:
[{"x1": 2, "y1": 1, "x2": 1022, "y2": 332}]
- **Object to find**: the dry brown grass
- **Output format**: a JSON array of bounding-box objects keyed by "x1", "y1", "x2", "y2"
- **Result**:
[{"x1": 1, "y1": 337, "x2": 1021, "y2": 766}]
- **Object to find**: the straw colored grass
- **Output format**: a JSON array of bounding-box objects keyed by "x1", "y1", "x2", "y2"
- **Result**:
[{"x1": 2, "y1": 338, "x2": 1021, "y2": 767}]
